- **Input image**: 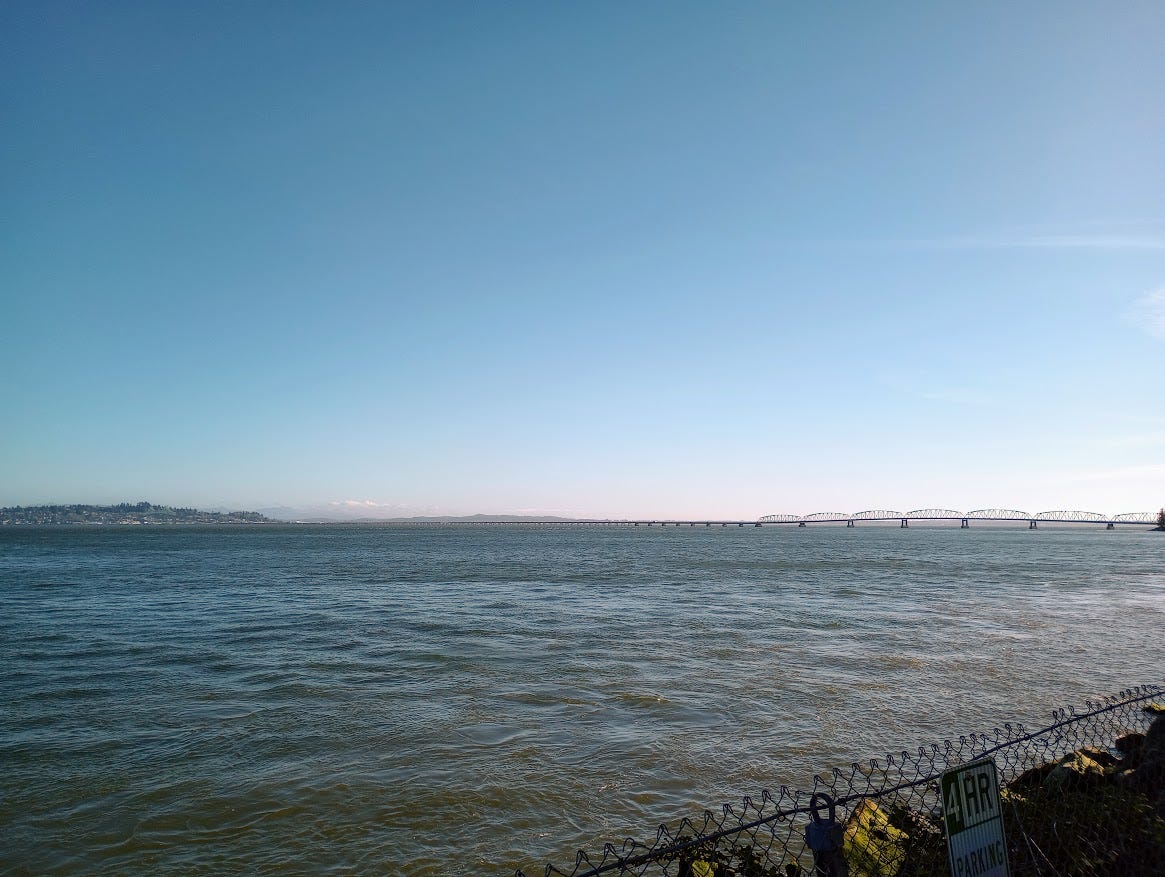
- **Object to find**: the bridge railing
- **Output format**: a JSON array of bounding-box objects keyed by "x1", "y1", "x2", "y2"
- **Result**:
[
  {"x1": 798, "y1": 512, "x2": 852, "y2": 523},
  {"x1": 905, "y1": 508, "x2": 964, "y2": 519},
  {"x1": 518, "y1": 686, "x2": 1164, "y2": 877},
  {"x1": 1114, "y1": 511, "x2": 1155, "y2": 524},
  {"x1": 1034, "y1": 510, "x2": 1108, "y2": 522},
  {"x1": 965, "y1": 508, "x2": 1031, "y2": 520}
]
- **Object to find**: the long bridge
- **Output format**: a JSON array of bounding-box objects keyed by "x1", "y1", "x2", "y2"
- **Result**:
[
  {"x1": 758, "y1": 508, "x2": 1157, "y2": 529},
  {"x1": 389, "y1": 509, "x2": 1157, "y2": 529}
]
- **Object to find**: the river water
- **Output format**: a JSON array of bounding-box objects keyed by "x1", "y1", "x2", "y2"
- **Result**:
[{"x1": 1, "y1": 524, "x2": 1162, "y2": 875}]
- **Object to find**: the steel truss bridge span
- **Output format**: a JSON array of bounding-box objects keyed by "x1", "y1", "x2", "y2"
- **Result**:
[{"x1": 757, "y1": 509, "x2": 1156, "y2": 529}]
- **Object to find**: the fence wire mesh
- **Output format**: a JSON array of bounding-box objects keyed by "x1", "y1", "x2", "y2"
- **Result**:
[{"x1": 519, "y1": 685, "x2": 1165, "y2": 877}]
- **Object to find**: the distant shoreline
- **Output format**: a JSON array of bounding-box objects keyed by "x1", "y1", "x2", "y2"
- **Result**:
[
  {"x1": 4, "y1": 504, "x2": 1162, "y2": 530},
  {"x1": 0, "y1": 503, "x2": 273, "y2": 526}
]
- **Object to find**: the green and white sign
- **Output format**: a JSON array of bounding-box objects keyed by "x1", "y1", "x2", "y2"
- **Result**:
[{"x1": 941, "y1": 757, "x2": 1010, "y2": 877}]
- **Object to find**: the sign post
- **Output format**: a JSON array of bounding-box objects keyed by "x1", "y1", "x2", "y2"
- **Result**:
[{"x1": 940, "y1": 757, "x2": 1010, "y2": 877}]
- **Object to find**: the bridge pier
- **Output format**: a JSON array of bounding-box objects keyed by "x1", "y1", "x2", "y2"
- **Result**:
[
  {"x1": 846, "y1": 520, "x2": 854, "y2": 528},
  {"x1": 754, "y1": 522, "x2": 761, "y2": 527},
  {"x1": 1029, "y1": 520, "x2": 1037, "y2": 529},
  {"x1": 961, "y1": 518, "x2": 969, "y2": 528},
  {"x1": 900, "y1": 518, "x2": 908, "y2": 528},
  {"x1": 798, "y1": 522, "x2": 806, "y2": 527},
  {"x1": 1107, "y1": 522, "x2": 1115, "y2": 530}
]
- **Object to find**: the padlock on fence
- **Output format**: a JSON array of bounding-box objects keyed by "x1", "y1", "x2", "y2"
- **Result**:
[{"x1": 804, "y1": 792, "x2": 848, "y2": 877}]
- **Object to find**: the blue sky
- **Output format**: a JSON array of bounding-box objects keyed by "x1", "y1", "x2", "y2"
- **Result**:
[{"x1": 3, "y1": 2, "x2": 1163, "y2": 518}]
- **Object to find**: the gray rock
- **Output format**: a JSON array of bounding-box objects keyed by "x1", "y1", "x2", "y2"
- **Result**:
[
  {"x1": 1114, "y1": 732, "x2": 1145, "y2": 763},
  {"x1": 1043, "y1": 751, "x2": 1107, "y2": 790}
]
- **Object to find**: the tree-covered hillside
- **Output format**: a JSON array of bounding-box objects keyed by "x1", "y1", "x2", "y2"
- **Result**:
[{"x1": 0, "y1": 502, "x2": 274, "y2": 525}]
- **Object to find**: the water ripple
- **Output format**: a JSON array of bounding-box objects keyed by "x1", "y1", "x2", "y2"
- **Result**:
[{"x1": 1, "y1": 524, "x2": 1162, "y2": 875}]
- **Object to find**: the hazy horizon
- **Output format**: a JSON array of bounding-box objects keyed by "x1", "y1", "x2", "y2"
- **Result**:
[
  {"x1": 4, "y1": 3, "x2": 1163, "y2": 518},
  {"x1": 3, "y1": 498, "x2": 1161, "y2": 524}
]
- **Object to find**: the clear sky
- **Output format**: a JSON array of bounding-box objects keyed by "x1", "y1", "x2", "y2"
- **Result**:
[{"x1": 3, "y1": 2, "x2": 1164, "y2": 519}]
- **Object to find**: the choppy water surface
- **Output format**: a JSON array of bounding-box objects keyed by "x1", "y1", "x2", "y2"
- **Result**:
[{"x1": 2, "y1": 524, "x2": 1162, "y2": 875}]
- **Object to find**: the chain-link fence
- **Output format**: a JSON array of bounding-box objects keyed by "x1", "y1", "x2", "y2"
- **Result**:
[{"x1": 519, "y1": 685, "x2": 1165, "y2": 877}]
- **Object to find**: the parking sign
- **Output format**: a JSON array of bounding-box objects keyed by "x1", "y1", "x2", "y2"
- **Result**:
[{"x1": 941, "y1": 757, "x2": 1010, "y2": 877}]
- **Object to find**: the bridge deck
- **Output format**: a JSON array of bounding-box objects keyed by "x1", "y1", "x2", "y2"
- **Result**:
[{"x1": 385, "y1": 514, "x2": 1153, "y2": 527}]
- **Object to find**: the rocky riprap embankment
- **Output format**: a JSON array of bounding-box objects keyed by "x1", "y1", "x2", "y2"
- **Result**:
[
  {"x1": 860, "y1": 704, "x2": 1165, "y2": 877},
  {"x1": 1018, "y1": 706, "x2": 1165, "y2": 810},
  {"x1": 681, "y1": 705, "x2": 1165, "y2": 877}
]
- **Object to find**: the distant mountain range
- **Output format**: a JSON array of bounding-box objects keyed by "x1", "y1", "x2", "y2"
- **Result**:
[
  {"x1": 253, "y1": 502, "x2": 591, "y2": 523},
  {"x1": 256, "y1": 507, "x2": 586, "y2": 523},
  {"x1": 370, "y1": 514, "x2": 585, "y2": 523}
]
